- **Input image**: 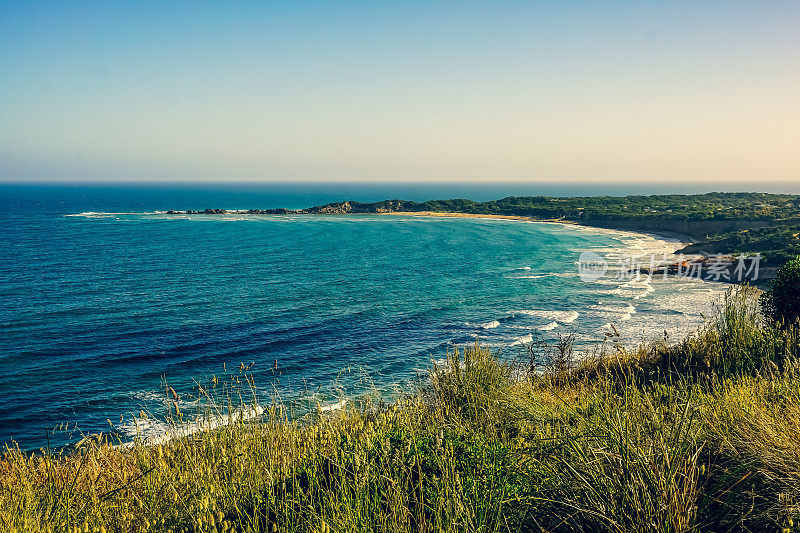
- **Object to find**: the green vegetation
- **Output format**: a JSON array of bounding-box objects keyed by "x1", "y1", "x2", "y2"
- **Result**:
[
  {"x1": 304, "y1": 192, "x2": 799, "y2": 219},
  {"x1": 306, "y1": 192, "x2": 800, "y2": 222},
  {"x1": 300, "y1": 192, "x2": 800, "y2": 271},
  {"x1": 761, "y1": 256, "x2": 800, "y2": 325},
  {"x1": 183, "y1": 192, "x2": 800, "y2": 273},
  {"x1": 398, "y1": 192, "x2": 800, "y2": 221},
  {"x1": 4, "y1": 286, "x2": 800, "y2": 532},
  {"x1": 679, "y1": 225, "x2": 800, "y2": 265}
]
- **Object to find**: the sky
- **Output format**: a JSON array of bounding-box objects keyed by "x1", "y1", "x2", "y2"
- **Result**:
[{"x1": 0, "y1": 1, "x2": 798, "y2": 183}]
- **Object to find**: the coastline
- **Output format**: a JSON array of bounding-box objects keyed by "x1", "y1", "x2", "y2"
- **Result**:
[
  {"x1": 373, "y1": 211, "x2": 768, "y2": 285},
  {"x1": 372, "y1": 210, "x2": 738, "y2": 347},
  {"x1": 374, "y1": 210, "x2": 697, "y2": 248},
  {"x1": 158, "y1": 206, "x2": 699, "y2": 254},
  {"x1": 162, "y1": 207, "x2": 697, "y2": 245},
  {"x1": 8, "y1": 290, "x2": 797, "y2": 531},
  {"x1": 157, "y1": 191, "x2": 798, "y2": 285},
  {"x1": 85, "y1": 205, "x2": 778, "y2": 285},
  {"x1": 163, "y1": 207, "x2": 755, "y2": 285},
  {"x1": 32, "y1": 205, "x2": 739, "y2": 456},
  {"x1": 31, "y1": 206, "x2": 722, "y2": 453}
]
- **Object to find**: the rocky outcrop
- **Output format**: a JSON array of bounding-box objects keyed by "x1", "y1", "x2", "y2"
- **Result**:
[
  {"x1": 305, "y1": 200, "x2": 409, "y2": 214},
  {"x1": 245, "y1": 208, "x2": 292, "y2": 214},
  {"x1": 307, "y1": 201, "x2": 356, "y2": 214}
]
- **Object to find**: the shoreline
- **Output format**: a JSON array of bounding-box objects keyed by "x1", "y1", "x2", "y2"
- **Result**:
[
  {"x1": 370, "y1": 212, "x2": 754, "y2": 303},
  {"x1": 78, "y1": 206, "x2": 776, "y2": 284},
  {"x1": 159, "y1": 208, "x2": 757, "y2": 284},
  {"x1": 48, "y1": 208, "x2": 725, "y2": 453},
  {"x1": 373, "y1": 210, "x2": 697, "y2": 248},
  {"x1": 6, "y1": 288, "x2": 793, "y2": 531},
  {"x1": 159, "y1": 208, "x2": 698, "y2": 249},
  {"x1": 99, "y1": 207, "x2": 763, "y2": 286},
  {"x1": 155, "y1": 190, "x2": 797, "y2": 285}
]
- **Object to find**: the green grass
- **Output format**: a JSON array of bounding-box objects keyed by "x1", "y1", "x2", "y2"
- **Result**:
[{"x1": 3, "y1": 286, "x2": 800, "y2": 532}]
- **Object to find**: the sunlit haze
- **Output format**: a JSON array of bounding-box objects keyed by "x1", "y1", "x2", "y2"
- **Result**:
[{"x1": 0, "y1": 1, "x2": 798, "y2": 183}]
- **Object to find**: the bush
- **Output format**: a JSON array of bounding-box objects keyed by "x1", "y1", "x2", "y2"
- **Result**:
[{"x1": 761, "y1": 256, "x2": 800, "y2": 325}]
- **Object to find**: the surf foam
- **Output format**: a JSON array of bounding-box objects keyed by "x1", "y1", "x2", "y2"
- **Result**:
[
  {"x1": 513, "y1": 310, "x2": 579, "y2": 323},
  {"x1": 118, "y1": 404, "x2": 265, "y2": 447}
]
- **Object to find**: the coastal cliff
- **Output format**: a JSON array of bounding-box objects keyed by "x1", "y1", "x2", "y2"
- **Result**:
[{"x1": 576, "y1": 217, "x2": 780, "y2": 241}]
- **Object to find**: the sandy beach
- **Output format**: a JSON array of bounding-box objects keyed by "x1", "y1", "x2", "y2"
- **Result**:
[{"x1": 377, "y1": 210, "x2": 696, "y2": 249}]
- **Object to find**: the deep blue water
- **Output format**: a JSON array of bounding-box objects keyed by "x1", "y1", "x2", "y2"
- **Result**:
[{"x1": 0, "y1": 183, "x2": 737, "y2": 450}]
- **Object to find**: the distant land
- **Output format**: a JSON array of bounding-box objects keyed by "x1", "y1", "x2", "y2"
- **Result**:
[{"x1": 168, "y1": 192, "x2": 800, "y2": 281}]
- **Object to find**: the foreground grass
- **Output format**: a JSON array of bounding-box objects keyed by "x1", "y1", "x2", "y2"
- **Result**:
[{"x1": 3, "y1": 287, "x2": 800, "y2": 532}]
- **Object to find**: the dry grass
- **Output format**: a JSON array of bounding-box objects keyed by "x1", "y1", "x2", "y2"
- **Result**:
[{"x1": 3, "y1": 286, "x2": 800, "y2": 532}]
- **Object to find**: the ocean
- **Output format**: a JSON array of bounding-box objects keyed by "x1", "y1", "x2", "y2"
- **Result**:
[{"x1": 0, "y1": 183, "x2": 733, "y2": 450}]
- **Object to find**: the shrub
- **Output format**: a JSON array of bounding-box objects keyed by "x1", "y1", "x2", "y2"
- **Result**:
[{"x1": 761, "y1": 256, "x2": 800, "y2": 325}]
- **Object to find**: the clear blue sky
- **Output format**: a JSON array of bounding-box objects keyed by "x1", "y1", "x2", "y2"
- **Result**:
[{"x1": 0, "y1": 1, "x2": 797, "y2": 182}]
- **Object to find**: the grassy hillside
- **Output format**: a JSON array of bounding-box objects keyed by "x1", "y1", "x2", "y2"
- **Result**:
[{"x1": 3, "y1": 288, "x2": 800, "y2": 532}]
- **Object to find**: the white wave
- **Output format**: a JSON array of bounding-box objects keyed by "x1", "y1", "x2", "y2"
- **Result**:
[
  {"x1": 66, "y1": 211, "x2": 176, "y2": 218},
  {"x1": 319, "y1": 398, "x2": 348, "y2": 412},
  {"x1": 513, "y1": 309, "x2": 579, "y2": 323},
  {"x1": 479, "y1": 320, "x2": 501, "y2": 329},
  {"x1": 633, "y1": 282, "x2": 655, "y2": 300},
  {"x1": 67, "y1": 210, "x2": 260, "y2": 219},
  {"x1": 593, "y1": 278, "x2": 622, "y2": 286},
  {"x1": 588, "y1": 303, "x2": 636, "y2": 322},
  {"x1": 583, "y1": 272, "x2": 732, "y2": 346},
  {"x1": 507, "y1": 271, "x2": 575, "y2": 280},
  {"x1": 611, "y1": 278, "x2": 655, "y2": 300},
  {"x1": 432, "y1": 357, "x2": 450, "y2": 368},
  {"x1": 131, "y1": 390, "x2": 199, "y2": 410},
  {"x1": 118, "y1": 404, "x2": 264, "y2": 447},
  {"x1": 561, "y1": 310, "x2": 579, "y2": 323},
  {"x1": 590, "y1": 305, "x2": 621, "y2": 314},
  {"x1": 452, "y1": 341, "x2": 507, "y2": 348},
  {"x1": 537, "y1": 321, "x2": 559, "y2": 331},
  {"x1": 563, "y1": 223, "x2": 676, "y2": 242},
  {"x1": 510, "y1": 334, "x2": 534, "y2": 346},
  {"x1": 65, "y1": 211, "x2": 127, "y2": 218}
]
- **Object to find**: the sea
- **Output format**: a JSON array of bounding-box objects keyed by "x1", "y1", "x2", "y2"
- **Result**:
[{"x1": 0, "y1": 182, "x2": 751, "y2": 450}]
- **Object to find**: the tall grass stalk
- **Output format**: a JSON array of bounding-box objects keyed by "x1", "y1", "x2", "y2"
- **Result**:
[{"x1": 3, "y1": 287, "x2": 800, "y2": 532}]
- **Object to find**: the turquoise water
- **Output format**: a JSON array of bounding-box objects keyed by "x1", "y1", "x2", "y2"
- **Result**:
[{"x1": 0, "y1": 185, "x2": 728, "y2": 450}]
